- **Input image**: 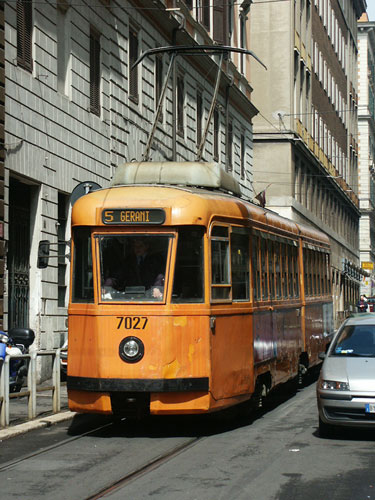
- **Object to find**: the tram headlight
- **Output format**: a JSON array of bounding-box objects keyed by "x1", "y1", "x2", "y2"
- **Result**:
[{"x1": 119, "y1": 336, "x2": 144, "y2": 363}]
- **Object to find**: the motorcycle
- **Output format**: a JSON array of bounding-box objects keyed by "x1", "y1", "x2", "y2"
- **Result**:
[{"x1": 0, "y1": 328, "x2": 35, "y2": 393}]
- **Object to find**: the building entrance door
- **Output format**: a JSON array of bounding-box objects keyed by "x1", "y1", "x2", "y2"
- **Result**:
[{"x1": 8, "y1": 179, "x2": 30, "y2": 329}]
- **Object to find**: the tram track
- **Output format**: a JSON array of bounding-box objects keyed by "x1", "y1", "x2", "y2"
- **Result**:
[
  {"x1": 0, "y1": 417, "x2": 205, "y2": 500},
  {"x1": 0, "y1": 420, "x2": 115, "y2": 473},
  {"x1": 84, "y1": 436, "x2": 203, "y2": 500}
]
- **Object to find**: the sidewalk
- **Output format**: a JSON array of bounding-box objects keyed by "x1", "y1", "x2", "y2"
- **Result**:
[{"x1": 0, "y1": 380, "x2": 76, "y2": 441}]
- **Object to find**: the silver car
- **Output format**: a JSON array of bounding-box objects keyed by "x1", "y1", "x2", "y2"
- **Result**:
[{"x1": 317, "y1": 313, "x2": 375, "y2": 437}]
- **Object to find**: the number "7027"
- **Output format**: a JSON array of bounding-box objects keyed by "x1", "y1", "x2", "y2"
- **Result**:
[{"x1": 116, "y1": 316, "x2": 148, "y2": 330}]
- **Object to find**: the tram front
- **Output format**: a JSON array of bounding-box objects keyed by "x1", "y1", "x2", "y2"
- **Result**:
[{"x1": 67, "y1": 185, "x2": 217, "y2": 417}]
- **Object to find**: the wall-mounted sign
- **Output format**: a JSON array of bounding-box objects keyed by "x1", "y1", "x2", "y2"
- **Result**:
[{"x1": 362, "y1": 262, "x2": 374, "y2": 270}]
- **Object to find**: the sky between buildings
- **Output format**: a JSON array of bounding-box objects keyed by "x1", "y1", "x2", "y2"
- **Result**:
[{"x1": 367, "y1": 2, "x2": 375, "y2": 21}]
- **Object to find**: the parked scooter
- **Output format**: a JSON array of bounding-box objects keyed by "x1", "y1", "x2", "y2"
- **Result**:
[{"x1": 0, "y1": 328, "x2": 35, "y2": 392}]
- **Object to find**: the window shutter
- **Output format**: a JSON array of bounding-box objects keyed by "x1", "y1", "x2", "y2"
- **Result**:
[
  {"x1": 129, "y1": 28, "x2": 139, "y2": 101},
  {"x1": 17, "y1": 0, "x2": 33, "y2": 71},
  {"x1": 90, "y1": 28, "x2": 101, "y2": 115}
]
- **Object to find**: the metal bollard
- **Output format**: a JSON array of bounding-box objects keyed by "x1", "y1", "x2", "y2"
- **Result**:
[
  {"x1": 52, "y1": 349, "x2": 61, "y2": 413},
  {"x1": 0, "y1": 357, "x2": 10, "y2": 427},
  {"x1": 28, "y1": 352, "x2": 37, "y2": 420},
  {"x1": 0, "y1": 349, "x2": 64, "y2": 428}
]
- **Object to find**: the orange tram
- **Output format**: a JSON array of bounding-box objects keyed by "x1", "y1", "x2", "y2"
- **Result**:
[{"x1": 67, "y1": 162, "x2": 334, "y2": 418}]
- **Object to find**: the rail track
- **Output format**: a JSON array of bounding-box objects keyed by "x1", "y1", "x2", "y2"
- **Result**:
[
  {"x1": 85, "y1": 435, "x2": 202, "y2": 500},
  {"x1": 0, "y1": 416, "x2": 205, "y2": 499}
]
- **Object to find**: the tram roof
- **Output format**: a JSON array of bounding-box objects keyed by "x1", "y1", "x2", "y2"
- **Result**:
[
  {"x1": 111, "y1": 161, "x2": 243, "y2": 197},
  {"x1": 71, "y1": 181, "x2": 329, "y2": 248}
]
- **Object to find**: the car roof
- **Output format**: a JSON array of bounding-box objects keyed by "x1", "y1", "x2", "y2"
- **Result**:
[{"x1": 344, "y1": 313, "x2": 375, "y2": 326}]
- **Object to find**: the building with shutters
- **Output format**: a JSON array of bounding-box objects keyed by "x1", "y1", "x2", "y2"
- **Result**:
[
  {"x1": 4, "y1": 0, "x2": 258, "y2": 366},
  {"x1": 250, "y1": 0, "x2": 367, "y2": 324},
  {"x1": 358, "y1": 12, "x2": 375, "y2": 295}
]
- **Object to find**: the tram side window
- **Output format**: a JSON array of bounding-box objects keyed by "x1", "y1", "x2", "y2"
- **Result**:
[
  {"x1": 172, "y1": 227, "x2": 204, "y2": 303},
  {"x1": 320, "y1": 253, "x2": 325, "y2": 294},
  {"x1": 311, "y1": 250, "x2": 316, "y2": 295},
  {"x1": 261, "y1": 237, "x2": 269, "y2": 300},
  {"x1": 231, "y1": 230, "x2": 249, "y2": 301},
  {"x1": 303, "y1": 248, "x2": 309, "y2": 296},
  {"x1": 281, "y1": 243, "x2": 288, "y2": 298},
  {"x1": 268, "y1": 239, "x2": 276, "y2": 299},
  {"x1": 293, "y1": 245, "x2": 300, "y2": 297},
  {"x1": 288, "y1": 244, "x2": 294, "y2": 299},
  {"x1": 211, "y1": 226, "x2": 231, "y2": 300},
  {"x1": 315, "y1": 252, "x2": 322, "y2": 295},
  {"x1": 252, "y1": 233, "x2": 261, "y2": 301},
  {"x1": 325, "y1": 253, "x2": 331, "y2": 294},
  {"x1": 275, "y1": 241, "x2": 282, "y2": 299},
  {"x1": 72, "y1": 227, "x2": 94, "y2": 303}
]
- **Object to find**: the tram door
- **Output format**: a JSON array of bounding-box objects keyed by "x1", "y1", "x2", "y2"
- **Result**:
[{"x1": 8, "y1": 179, "x2": 31, "y2": 329}]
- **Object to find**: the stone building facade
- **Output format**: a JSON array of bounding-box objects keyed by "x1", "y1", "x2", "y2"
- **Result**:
[
  {"x1": 4, "y1": 1, "x2": 257, "y2": 356},
  {"x1": 250, "y1": 0, "x2": 367, "y2": 324},
  {"x1": 358, "y1": 13, "x2": 375, "y2": 295}
]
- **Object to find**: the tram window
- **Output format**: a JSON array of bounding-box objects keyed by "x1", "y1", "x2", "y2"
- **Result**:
[
  {"x1": 326, "y1": 254, "x2": 331, "y2": 293},
  {"x1": 320, "y1": 253, "x2": 325, "y2": 294},
  {"x1": 261, "y1": 237, "x2": 268, "y2": 300},
  {"x1": 293, "y1": 246, "x2": 300, "y2": 297},
  {"x1": 231, "y1": 231, "x2": 249, "y2": 301},
  {"x1": 212, "y1": 226, "x2": 229, "y2": 238},
  {"x1": 303, "y1": 248, "x2": 309, "y2": 296},
  {"x1": 311, "y1": 250, "x2": 316, "y2": 295},
  {"x1": 281, "y1": 244, "x2": 288, "y2": 298},
  {"x1": 318, "y1": 252, "x2": 322, "y2": 295},
  {"x1": 72, "y1": 227, "x2": 94, "y2": 303},
  {"x1": 252, "y1": 234, "x2": 261, "y2": 301},
  {"x1": 268, "y1": 239, "x2": 275, "y2": 299},
  {"x1": 172, "y1": 227, "x2": 204, "y2": 303},
  {"x1": 211, "y1": 226, "x2": 230, "y2": 300},
  {"x1": 288, "y1": 249, "x2": 294, "y2": 298},
  {"x1": 313, "y1": 251, "x2": 317, "y2": 295},
  {"x1": 307, "y1": 249, "x2": 312, "y2": 296},
  {"x1": 98, "y1": 234, "x2": 170, "y2": 302},
  {"x1": 275, "y1": 242, "x2": 282, "y2": 298}
]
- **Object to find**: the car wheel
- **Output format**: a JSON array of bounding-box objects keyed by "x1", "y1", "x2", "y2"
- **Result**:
[{"x1": 319, "y1": 416, "x2": 336, "y2": 438}]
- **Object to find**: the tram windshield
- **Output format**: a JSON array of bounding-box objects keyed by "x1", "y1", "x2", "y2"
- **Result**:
[{"x1": 98, "y1": 234, "x2": 170, "y2": 302}]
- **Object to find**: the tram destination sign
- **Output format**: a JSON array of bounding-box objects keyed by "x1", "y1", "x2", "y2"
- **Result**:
[{"x1": 102, "y1": 208, "x2": 166, "y2": 225}]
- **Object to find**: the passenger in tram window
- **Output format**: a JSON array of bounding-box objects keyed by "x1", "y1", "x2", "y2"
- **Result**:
[
  {"x1": 103, "y1": 237, "x2": 165, "y2": 299},
  {"x1": 128, "y1": 238, "x2": 164, "y2": 290}
]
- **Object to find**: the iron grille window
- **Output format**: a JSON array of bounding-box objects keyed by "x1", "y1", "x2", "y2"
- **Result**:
[
  {"x1": 90, "y1": 27, "x2": 101, "y2": 115},
  {"x1": 129, "y1": 27, "x2": 139, "y2": 102},
  {"x1": 17, "y1": 0, "x2": 33, "y2": 72}
]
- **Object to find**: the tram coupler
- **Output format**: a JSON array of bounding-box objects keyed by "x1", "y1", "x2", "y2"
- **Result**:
[{"x1": 110, "y1": 392, "x2": 150, "y2": 420}]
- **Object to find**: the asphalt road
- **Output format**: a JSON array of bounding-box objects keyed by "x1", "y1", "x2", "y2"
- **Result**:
[{"x1": 1, "y1": 381, "x2": 375, "y2": 500}]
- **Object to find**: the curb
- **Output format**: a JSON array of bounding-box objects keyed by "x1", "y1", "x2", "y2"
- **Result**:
[{"x1": 0, "y1": 411, "x2": 76, "y2": 441}]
